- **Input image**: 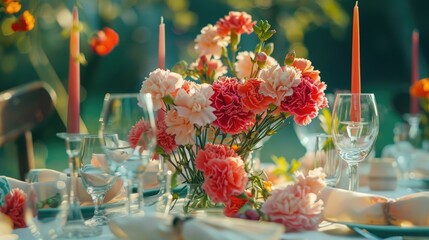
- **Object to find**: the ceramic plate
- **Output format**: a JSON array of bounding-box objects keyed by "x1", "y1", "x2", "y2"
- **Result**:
[{"x1": 340, "y1": 222, "x2": 429, "y2": 237}]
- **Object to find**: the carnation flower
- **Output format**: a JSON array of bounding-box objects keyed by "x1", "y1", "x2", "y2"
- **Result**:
[
  {"x1": 224, "y1": 193, "x2": 251, "y2": 217},
  {"x1": 195, "y1": 143, "x2": 238, "y2": 172},
  {"x1": 156, "y1": 110, "x2": 177, "y2": 154},
  {"x1": 128, "y1": 119, "x2": 151, "y2": 149},
  {"x1": 261, "y1": 184, "x2": 324, "y2": 231},
  {"x1": 141, "y1": 69, "x2": 185, "y2": 110},
  {"x1": 210, "y1": 77, "x2": 255, "y2": 134},
  {"x1": 237, "y1": 78, "x2": 275, "y2": 114},
  {"x1": 90, "y1": 27, "x2": 119, "y2": 56},
  {"x1": 410, "y1": 78, "x2": 429, "y2": 98},
  {"x1": 200, "y1": 155, "x2": 247, "y2": 203},
  {"x1": 235, "y1": 51, "x2": 278, "y2": 79},
  {"x1": 165, "y1": 109, "x2": 195, "y2": 145},
  {"x1": 295, "y1": 168, "x2": 326, "y2": 195},
  {"x1": 174, "y1": 83, "x2": 217, "y2": 126},
  {"x1": 280, "y1": 76, "x2": 328, "y2": 125},
  {"x1": 259, "y1": 65, "x2": 302, "y2": 106},
  {"x1": 195, "y1": 24, "x2": 230, "y2": 58},
  {"x1": 11, "y1": 10, "x2": 35, "y2": 32},
  {"x1": 216, "y1": 11, "x2": 255, "y2": 37},
  {"x1": 292, "y1": 58, "x2": 321, "y2": 82},
  {"x1": 0, "y1": 188, "x2": 26, "y2": 229},
  {"x1": 190, "y1": 56, "x2": 228, "y2": 81}
]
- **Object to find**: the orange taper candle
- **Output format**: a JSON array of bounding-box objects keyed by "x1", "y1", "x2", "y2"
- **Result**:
[
  {"x1": 67, "y1": 7, "x2": 80, "y2": 133},
  {"x1": 351, "y1": 1, "x2": 361, "y2": 122},
  {"x1": 158, "y1": 16, "x2": 165, "y2": 69}
]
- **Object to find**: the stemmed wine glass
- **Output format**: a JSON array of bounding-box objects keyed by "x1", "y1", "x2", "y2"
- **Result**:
[
  {"x1": 99, "y1": 93, "x2": 157, "y2": 214},
  {"x1": 331, "y1": 93, "x2": 379, "y2": 191},
  {"x1": 79, "y1": 134, "x2": 117, "y2": 226}
]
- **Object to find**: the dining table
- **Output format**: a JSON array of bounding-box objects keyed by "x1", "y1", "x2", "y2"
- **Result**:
[{"x1": 12, "y1": 180, "x2": 428, "y2": 240}]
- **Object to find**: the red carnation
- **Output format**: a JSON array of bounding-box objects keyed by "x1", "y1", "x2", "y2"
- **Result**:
[{"x1": 0, "y1": 188, "x2": 26, "y2": 229}]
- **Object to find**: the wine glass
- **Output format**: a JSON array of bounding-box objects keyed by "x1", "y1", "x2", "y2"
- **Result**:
[
  {"x1": 99, "y1": 93, "x2": 157, "y2": 214},
  {"x1": 330, "y1": 93, "x2": 379, "y2": 191},
  {"x1": 79, "y1": 134, "x2": 117, "y2": 226}
]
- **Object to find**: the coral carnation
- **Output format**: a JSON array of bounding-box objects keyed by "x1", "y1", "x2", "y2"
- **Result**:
[
  {"x1": 90, "y1": 27, "x2": 119, "y2": 56},
  {"x1": 0, "y1": 188, "x2": 26, "y2": 229},
  {"x1": 224, "y1": 193, "x2": 251, "y2": 217},
  {"x1": 210, "y1": 77, "x2": 255, "y2": 134},
  {"x1": 195, "y1": 24, "x2": 230, "y2": 58},
  {"x1": 410, "y1": 78, "x2": 429, "y2": 98},
  {"x1": 280, "y1": 76, "x2": 328, "y2": 125},
  {"x1": 195, "y1": 143, "x2": 238, "y2": 172},
  {"x1": 216, "y1": 11, "x2": 255, "y2": 37},
  {"x1": 238, "y1": 78, "x2": 275, "y2": 114}
]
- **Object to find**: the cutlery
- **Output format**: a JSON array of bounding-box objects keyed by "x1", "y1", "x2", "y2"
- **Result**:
[{"x1": 352, "y1": 227, "x2": 402, "y2": 240}]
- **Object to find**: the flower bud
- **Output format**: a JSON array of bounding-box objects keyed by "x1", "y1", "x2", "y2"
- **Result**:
[
  {"x1": 284, "y1": 50, "x2": 296, "y2": 66},
  {"x1": 256, "y1": 52, "x2": 267, "y2": 69},
  {"x1": 263, "y1": 43, "x2": 274, "y2": 56}
]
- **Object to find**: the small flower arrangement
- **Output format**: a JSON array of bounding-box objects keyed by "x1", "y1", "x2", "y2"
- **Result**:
[
  {"x1": 0, "y1": 188, "x2": 26, "y2": 229},
  {"x1": 410, "y1": 77, "x2": 429, "y2": 140},
  {"x1": 139, "y1": 11, "x2": 328, "y2": 230}
]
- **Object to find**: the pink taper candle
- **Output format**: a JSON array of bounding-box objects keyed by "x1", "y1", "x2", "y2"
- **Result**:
[
  {"x1": 351, "y1": 1, "x2": 361, "y2": 122},
  {"x1": 411, "y1": 30, "x2": 419, "y2": 114},
  {"x1": 67, "y1": 7, "x2": 80, "y2": 133},
  {"x1": 158, "y1": 16, "x2": 165, "y2": 69}
]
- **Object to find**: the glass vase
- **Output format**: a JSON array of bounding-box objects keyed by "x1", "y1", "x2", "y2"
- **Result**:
[{"x1": 183, "y1": 183, "x2": 217, "y2": 214}]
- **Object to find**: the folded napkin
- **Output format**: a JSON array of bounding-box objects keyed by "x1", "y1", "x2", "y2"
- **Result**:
[
  {"x1": 319, "y1": 187, "x2": 429, "y2": 226},
  {"x1": 109, "y1": 213, "x2": 285, "y2": 240}
]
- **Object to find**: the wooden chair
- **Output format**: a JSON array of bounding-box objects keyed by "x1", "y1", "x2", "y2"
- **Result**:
[{"x1": 0, "y1": 81, "x2": 56, "y2": 179}]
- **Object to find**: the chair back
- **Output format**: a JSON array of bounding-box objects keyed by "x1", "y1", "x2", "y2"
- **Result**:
[{"x1": 0, "y1": 81, "x2": 56, "y2": 179}]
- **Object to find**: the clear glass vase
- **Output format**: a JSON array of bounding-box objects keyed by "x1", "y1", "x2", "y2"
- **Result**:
[{"x1": 183, "y1": 183, "x2": 217, "y2": 214}]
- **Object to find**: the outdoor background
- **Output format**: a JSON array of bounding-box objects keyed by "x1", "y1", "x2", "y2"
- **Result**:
[{"x1": 0, "y1": 0, "x2": 428, "y2": 178}]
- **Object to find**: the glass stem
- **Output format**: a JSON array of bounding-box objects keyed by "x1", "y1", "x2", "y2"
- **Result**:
[
  {"x1": 91, "y1": 194, "x2": 105, "y2": 217},
  {"x1": 68, "y1": 155, "x2": 83, "y2": 220},
  {"x1": 348, "y1": 163, "x2": 359, "y2": 191}
]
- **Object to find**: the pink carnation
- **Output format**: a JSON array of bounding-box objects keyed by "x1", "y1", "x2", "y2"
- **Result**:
[
  {"x1": 202, "y1": 156, "x2": 248, "y2": 203},
  {"x1": 280, "y1": 76, "x2": 328, "y2": 125},
  {"x1": 261, "y1": 184, "x2": 323, "y2": 232},
  {"x1": 1, "y1": 188, "x2": 26, "y2": 229},
  {"x1": 156, "y1": 110, "x2": 177, "y2": 154},
  {"x1": 141, "y1": 68, "x2": 184, "y2": 110},
  {"x1": 216, "y1": 11, "x2": 255, "y2": 37},
  {"x1": 128, "y1": 119, "x2": 151, "y2": 149},
  {"x1": 165, "y1": 109, "x2": 195, "y2": 145},
  {"x1": 210, "y1": 77, "x2": 255, "y2": 134},
  {"x1": 292, "y1": 58, "x2": 321, "y2": 82},
  {"x1": 237, "y1": 78, "x2": 275, "y2": 114},
  {"x1": 295, "y1": 168, "x2": 326, "y2": 195},
  {"x1": 195, "y1": 143, "x2": 238, "y2": 172}
]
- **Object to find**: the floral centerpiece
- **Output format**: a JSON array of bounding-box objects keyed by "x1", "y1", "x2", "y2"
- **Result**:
[
  {"x1": 410, "y1": 77, "x2": 429, "y2": 141},
  {"x1": 139, "y1": 11, "x2": 328, "y2": 231}
]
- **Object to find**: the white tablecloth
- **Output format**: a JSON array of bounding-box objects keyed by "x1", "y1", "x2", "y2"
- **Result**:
[{"x1": 12, "y1": 185, "x2": 421, "y2": 240}]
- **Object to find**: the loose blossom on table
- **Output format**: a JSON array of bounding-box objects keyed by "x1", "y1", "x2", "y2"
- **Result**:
[
  {"x1": 138, "y1": 10, "x2": 328, "y2": 229},
  {"x1": 0, "y1": 188, "x2": 26, "y2": 229}
]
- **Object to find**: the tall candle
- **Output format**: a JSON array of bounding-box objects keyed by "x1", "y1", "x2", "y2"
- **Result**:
[
  {"x1": 67, "y1": 7, "x2": 80, "y2": 133},
  {"x1": 411, "y1": 30, "x2": 419, "y2": 114},
  {"x1": 158, "y1": 16, "x2": 165, "y2": 69},
  {"x1": 351, "y1": 1, "x2": 361, "y2": 122}
]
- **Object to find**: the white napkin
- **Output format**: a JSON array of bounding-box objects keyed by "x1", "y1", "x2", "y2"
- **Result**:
[
  {"x1": 319, "y1": 187, "x2": 429, "y2": 226},
  {"x1": 109, "y1": 213, "x2": 285, "y2": 240}
]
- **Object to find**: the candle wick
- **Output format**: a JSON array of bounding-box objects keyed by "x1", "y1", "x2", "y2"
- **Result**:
[
  {"x1": 355, "y1": 1, "x2": 358, "y2": 7},
  {"x1": 161, "y1": 16, "x2": 164, "y2": 24}
]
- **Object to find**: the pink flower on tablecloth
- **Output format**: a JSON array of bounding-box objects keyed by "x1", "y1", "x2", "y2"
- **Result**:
[
  {"x1": 295, "y1": 168, "x2": 326, "y2": 195},
  {"x1": 216, "y1": 11, "x2": 255, "y2": 37},
  {"x1": 237, "y1": 78, "x2": 275, "y2": 114},
  {"x1": 280, "y1": 76, "x2": 328, "y2": 125},
  {"x1": 141, "y1": 68, "x2": 184, "y2": 110},
  {"x1": 165, "y1": 109, "x2": 195, "y2": 145},
  {"x1": 195, "y1": 143, "x2": 238, "y2": 172},
  {"x1": 156, "y1": 110, "x2": 177, "y2": 154},
  {"x1": 258, "y1": 65, "x2": 302, "y2": 106},
  {"x1": 235, "y1": 51, "x2": 278, "y2": 79},
  {"x1": 261, "y1": 184, "x2": 323, "y2": 232},
  {"x1": 195, "y1": 24, "x2": 230, "y2": 58},
  {"x1": 210, "y1": 77, "x2": 255, "y2": 134},
  {"x1": 174, "y1": 83, "x2": 216, "y2": 126},
  {"x1": 0, "y1": 188, "x2": 26, "y2": 229}
]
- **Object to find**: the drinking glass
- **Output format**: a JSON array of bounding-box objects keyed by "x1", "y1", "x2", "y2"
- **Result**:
[
  {"x1": 331, "y1": 93, "x2": 379, "y2": 191},
  {"x1": 99, "y1": 93, "x2": 157, "y2": 214},
  {"x1": 314, "y1": 134, "x2": 342, "y2": 187},
  {"x1": 79, "y1": 134, "x2": 117, "y2": 226}
]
